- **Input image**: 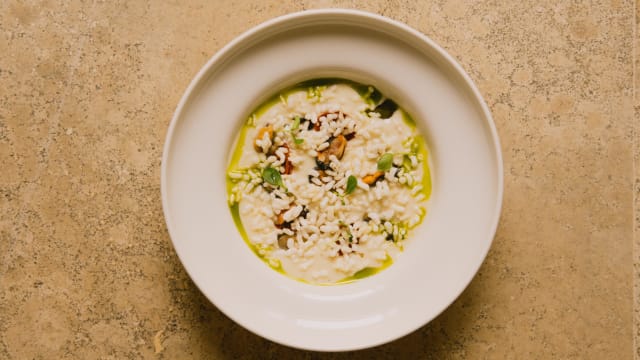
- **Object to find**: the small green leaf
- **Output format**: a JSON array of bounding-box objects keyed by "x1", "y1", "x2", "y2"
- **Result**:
[
  {"x1": 377, "y1": 153, "x2": 394, "y2": 171},
  {"x1": 262, "y1": 167, "x2": 283, "y2": 187},
  {"x1": 291, "y1": 116, "x2": 301, "y2": 131},
  {"x1": 294, "y1": 138, "x2": 304, "y2": 145},
  {"x1": 345, "y1": 175, "x2": 357, "y2": 195}
]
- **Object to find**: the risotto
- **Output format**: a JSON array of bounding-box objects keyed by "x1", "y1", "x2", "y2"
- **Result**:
[{"x1": 226, "y1": 79, "x2": 431, "y2": 284}]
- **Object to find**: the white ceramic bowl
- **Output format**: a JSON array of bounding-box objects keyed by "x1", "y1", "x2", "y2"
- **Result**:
[{"x1": 161, "y1": 9, "x2": 503, "y2": 351}]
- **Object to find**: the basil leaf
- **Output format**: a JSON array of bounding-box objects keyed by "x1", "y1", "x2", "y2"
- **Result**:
[
  {"x1": 368, "y1": 87, "x2": 383, "y2": 106},
  {"x1": 377, "y1": 153, "x2": 394, "y2": 171},
  {"x1": 345, "y1": 175, "x2": 357, "y2": 195},
  {"x1": 294, "y1": 138, "x2": 304, "y2": 145},
  {"x1": 292, "y1": 116, "x2": 301, "y2": 131},
  {"x1": 372, "y1": 99, "x2": 398, "y2": 119},
  {"x1": 358, "y1": 86, "x2": 383, "y2": 107},
  {"x1": 262, "y1": 167, "x2": 283, "y2": 187}
]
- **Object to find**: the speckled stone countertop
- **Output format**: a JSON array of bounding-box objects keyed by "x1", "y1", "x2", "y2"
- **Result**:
[{"x1": 0, "y1": 1, "x2": 637, "y2": 359}]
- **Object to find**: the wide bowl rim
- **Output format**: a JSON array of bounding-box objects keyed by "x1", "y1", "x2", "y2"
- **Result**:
[{"x1": 161, "y1": 8, "x2": 504, "y2": 351}]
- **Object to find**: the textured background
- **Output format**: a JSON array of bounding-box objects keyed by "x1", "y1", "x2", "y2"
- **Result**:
[{"x1": 0, "y1": 0, "x2": 637, "y2": 359}]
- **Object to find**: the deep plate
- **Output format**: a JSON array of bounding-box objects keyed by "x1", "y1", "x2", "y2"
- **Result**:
[{"x1": 161, "y1": 9, "x2": 503, "y2": 351}]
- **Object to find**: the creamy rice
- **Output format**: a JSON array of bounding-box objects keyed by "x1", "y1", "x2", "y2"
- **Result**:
[{"x1": 227, "y1": 79, "x2": 431, "y2": 284}]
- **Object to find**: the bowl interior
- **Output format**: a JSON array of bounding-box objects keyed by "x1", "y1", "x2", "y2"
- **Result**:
[{"x1": 162, "y1": 10, "x2": 502, "y2": 351}]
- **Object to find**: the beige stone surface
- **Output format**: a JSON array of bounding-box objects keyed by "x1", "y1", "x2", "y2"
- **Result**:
[
  {"x1": 635, "y1": 1, "x2": 640, "y2": 358},
  {"x1": 0, "y1": 0, "x2": 636, "y2": 358}
]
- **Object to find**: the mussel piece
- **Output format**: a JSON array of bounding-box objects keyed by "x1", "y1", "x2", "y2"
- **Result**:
[
  {"x1": 306, "y1": 119, "x2": 315, "y2": 131},
  {"x1": 277, "y1": 235, "x2": 290, "y2": 249},
  {"x1": 362, "y1": 171, "x2": 385, "y2": 185},
  {"x1": 253, "y1": 125, "x2": 274, "y2": 152},
  {"x1": 284, "y1": 159, "x2": 293, "y2": 175},
  {"x1": 299, "y1": 206, "x2": 308, "y2": 219},
  {"x1": 275, "y1": 211, "x2": 286, "y2": 227},
  {"x1": 315, "y1": 158, "x2": 331, "y2": 171},
  {"x1": 317, "y1": 134, "x2": 347, "y2": 166},
  {"x1": 274, "y1": 206, "x2": 296, "y2": 229},
  {"x1": 329, "y1": 134, "x2": 347, "y2": 159},
  {"x1": 313, "y1": 111, "x2": 346, "y2": 131},
  {"x1": 279, "y1": 144, "x2": 293, "y2": 175}
]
